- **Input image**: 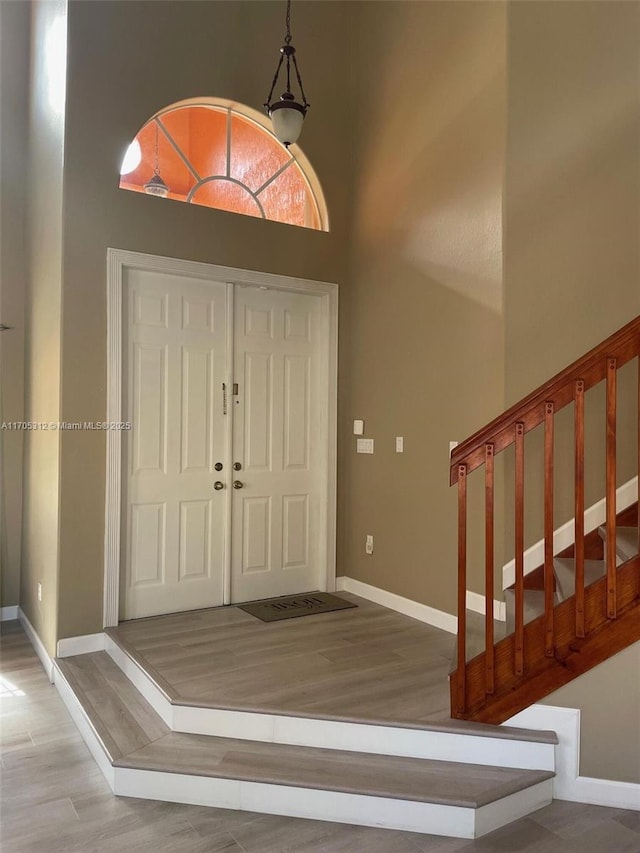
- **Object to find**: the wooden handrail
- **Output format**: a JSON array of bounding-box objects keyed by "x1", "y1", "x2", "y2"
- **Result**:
[
  {"x1": 450, "y1": 314, "x2": 640, "y2": 722},
  {"x1": 450, "y1": 315, "x2": 640, "y2": 484}
]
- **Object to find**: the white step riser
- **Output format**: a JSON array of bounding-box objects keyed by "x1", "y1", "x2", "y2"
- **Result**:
[
  {"x1": 114, "y1": 766, "x2": 553, "y2": 840},
  {"x1": 53, "y1": 660, "x2": 555, "y2": 840},
  {"x1": 104, "y1": 636, "x2": 554, "y2": 771}
]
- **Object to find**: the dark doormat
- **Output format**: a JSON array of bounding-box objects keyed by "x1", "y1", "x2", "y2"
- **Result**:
[{"x1": 238, "y1": 592, "x2": 357, "y2": 623}]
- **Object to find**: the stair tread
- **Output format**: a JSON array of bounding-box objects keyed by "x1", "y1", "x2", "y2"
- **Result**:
[
  {"x1": 55, "y1": 651, "x2": 555, "y2": 808},
  {"x1": 597, "y1": 525, "x2": 639, "y2": 562},
  {"x1": 553, "y1": 558, "x2": 606, "y2": 601},
  {"x1": 504, "y1": 589, "x2": 558, "y2": 633},
  {"x1": 106, "y1": 630, "x2": 557, "y2": 745},
  {"x1": 115, "y1": 730, "x2": 554, "y2": 808},
  {"x1": 56, "y1": 652, "x2": 169, "y2": 761}
]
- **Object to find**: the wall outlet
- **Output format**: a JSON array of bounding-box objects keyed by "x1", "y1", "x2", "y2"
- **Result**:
[
  {"x1": 395, "y1": 436, "x2": 404, "y2": 453},
  {"x1": 37, "y1": 582, "x2": 42, "y2": 602},
  {"x1": 365, "y1": 534, "x2": 374, "y2": 555}
]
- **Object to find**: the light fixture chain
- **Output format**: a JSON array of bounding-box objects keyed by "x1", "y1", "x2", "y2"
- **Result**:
[
  {"x1": 291, "y1": 53, "x2": 308, "y2": 108},
  {"x1": 154, "y1": 118, "x2": 160, "y2": 175},
  {"x1": 285, "y1": 0, "x2": 292, "y2": 44},
  {"x1": 264, "y1": 52, "x2": 285, "y2": 108}
]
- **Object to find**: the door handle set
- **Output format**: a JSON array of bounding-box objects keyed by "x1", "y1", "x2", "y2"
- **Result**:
[{"x1": 213, "y1": 476, "x2": 244, "y2": 491}]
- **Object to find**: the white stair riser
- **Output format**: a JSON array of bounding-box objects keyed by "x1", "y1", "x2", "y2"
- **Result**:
[
  {"x1": 114, "y1": 767, "x2": 554, "y2": 839},
  {"x1": 104, "y1": 638, "x2": 554, "y2": 771}
]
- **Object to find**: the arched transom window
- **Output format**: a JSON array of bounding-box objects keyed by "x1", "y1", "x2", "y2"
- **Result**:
[{"x1": 119, "y1": 99, "x2": 328, "y2": 231}]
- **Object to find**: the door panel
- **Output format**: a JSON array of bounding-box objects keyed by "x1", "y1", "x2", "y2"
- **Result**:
[
  {"x1": 121, "y1": 271, "x2": 326, "y2": 618},
  {"x1": 122, "y1": 269, "x2": 227, "y2": 619},
  {"x1": 231, "y1": 286, "x2": 321, "y2": 602}
]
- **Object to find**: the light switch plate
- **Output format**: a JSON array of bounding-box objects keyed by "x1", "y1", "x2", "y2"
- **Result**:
[
  {"x1": 357, "y1": 438, "x2": 374, "y2": 454},
  {"x1": 395, "y1": 436, "x2": 404, "y2": 453},
  {"x1": 353, "y1": 419, "x2": 364, "y2": 435}
]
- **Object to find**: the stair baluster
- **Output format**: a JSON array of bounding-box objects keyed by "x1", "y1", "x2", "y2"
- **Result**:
[
  {"x1": 457, "y1": 463, "x2": 467, "y2": 715},
  {"x1": 514, "y1": 422, "x2": 525, "y2": 676},
  {"x1": 485, "y1": 444, "x2": 495, "y2": 695},
  {"x1": 543, "y1": 402, "x2": 555, "y2": 656},
  {"x1": 574, "y1": 380, "x2": 586, "y2": 638},
  {"x1": 606, "y1": 358, "x2": 617, "y2": 619}
]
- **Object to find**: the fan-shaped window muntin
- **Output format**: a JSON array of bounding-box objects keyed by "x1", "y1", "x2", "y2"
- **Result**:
[{"x1": 119, "y1": 100, "x2": 328, "y2": 231}]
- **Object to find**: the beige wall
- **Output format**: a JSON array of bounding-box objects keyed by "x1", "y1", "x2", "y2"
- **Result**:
[
  {"x1": 341, "y1": 1, "x2": 507, "y2": 610},
  {"x1": 56, "y1": 1, "x2": 352, "y2": 639},
  {"x1": 543, "y1": 641, "x2": 640, "y2": 784},
  {"x1": 506, "y1": 1, "x2": 640, "y2": 786},
  {"x1": 504, "y1": 0, "x2": 640, "y2": 553},
  {"x1": 20, "y1": 0, "x2": 68, "y2": 654},
  {"x1": 0, "y1": 0, "x2": 29, "y2": 608}
]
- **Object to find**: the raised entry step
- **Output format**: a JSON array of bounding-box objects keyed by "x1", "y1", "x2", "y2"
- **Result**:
[{"x1": 54, "y1": 651, "x2": 555, "y2": 839}]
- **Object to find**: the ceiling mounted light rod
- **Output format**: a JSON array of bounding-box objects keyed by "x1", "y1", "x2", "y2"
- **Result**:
[
  {"x1": 264, "y1": 0, "x2": 309, "y2": 147},
  {"x1": 144, "y1": 119, "x2": 170, "y2": 198}
]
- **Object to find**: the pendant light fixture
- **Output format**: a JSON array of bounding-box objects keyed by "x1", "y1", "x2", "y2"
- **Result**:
[
  {"x1": 264, "y1": 0, "x2": 309, "y2": 147},
  {"x1": 144, "y1": 120, "x2": 170, "y2": 198}
]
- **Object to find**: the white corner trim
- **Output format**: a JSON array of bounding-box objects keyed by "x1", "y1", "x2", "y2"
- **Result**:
[
  {"x1": 505, "y1": 704, "x2": 640, "y2": 811},
  {"x1": 465, "y1": 590, "x2": 506, "y2": 623},
  {"x1": 337, "y1": 577, "x2": 457, "y2": 634},
  {"x1": 502, "y1": 476, "x2": 638, "y2": 590},
  {"x1": 0, "y1": 605, "x2": 19, "y2": 621},
  {"x1": 18, "y1": 608, "x2": 54, "y2": 683},
  {"x1": 57, "y1": 633, "x2": 106, "y2": 658}
]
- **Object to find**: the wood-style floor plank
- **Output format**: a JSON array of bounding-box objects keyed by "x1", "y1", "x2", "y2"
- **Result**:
[
  {"x1": 3, "y1": 622, "x2": 638, "y2": 852},
  {"x1": 116, "y1": 731, "x2": 554, "y2": 808},
  {"x1": 109, "y1": 593, "x2": 458, "y2": 725}
]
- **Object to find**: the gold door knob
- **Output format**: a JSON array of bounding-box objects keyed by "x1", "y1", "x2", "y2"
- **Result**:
[
  {"x1": 213, "y1": 481, "x2": 224, "y2": 491},
  {"x1": 233, "y1": 480, "x2": 243, "y2": 489}
]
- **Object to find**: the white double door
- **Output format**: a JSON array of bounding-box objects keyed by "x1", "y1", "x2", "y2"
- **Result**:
[{"x1": 121, "y1": 268, "x2": 323, "y2": 619}]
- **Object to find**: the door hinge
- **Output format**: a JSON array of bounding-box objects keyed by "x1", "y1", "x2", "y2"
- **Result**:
[{"x1": 222, "y1": 382, "x2": 228, "y2": 415}]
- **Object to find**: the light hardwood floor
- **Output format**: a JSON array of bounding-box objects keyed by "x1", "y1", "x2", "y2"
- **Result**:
[
  {"x1": 2, "y1": 621, "x2": 639, "y2": 851},
  {"x1": 109, "y1": 593, "x2": 458, "y2": 724}
]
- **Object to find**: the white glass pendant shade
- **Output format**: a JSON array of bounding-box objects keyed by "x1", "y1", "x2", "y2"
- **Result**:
[{"x1": 270, "y1": 103, "x2": 305, "y2": 147}]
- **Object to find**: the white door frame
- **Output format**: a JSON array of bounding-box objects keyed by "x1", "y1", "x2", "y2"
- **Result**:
[{"x1": 103, "y1": 248, "x2": 338, "y2": 628}]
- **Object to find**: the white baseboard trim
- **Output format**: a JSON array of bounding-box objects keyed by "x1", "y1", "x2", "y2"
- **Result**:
[
  {"x1": 502, "y1": 476, "x2": 638, "y2": 590},
  {"x1": 505, "y1": 704, "x2": 640, "y2": 811},
  {"x1": 1, "y1": 605, "x2": 19, "y2": 621},
  {"x1": 18, "y1": 608, "x2": 54, "y2": 683},
  {"x1": 336, "y1": 576, "x2": 457, "y2": 635},
  {"x1": 465, "y1": 591, "x2": 506, "y2": 622},
  {"x1": 57, "y1": 632, "x2": 106, "y2": 658}
]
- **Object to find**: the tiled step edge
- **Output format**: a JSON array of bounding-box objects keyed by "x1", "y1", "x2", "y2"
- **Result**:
[
  {"x1": 54, "y1": 653, "x2": 554, "y2": 839},
  {"x1": 115, "y1": 733, "x2": 554, "y2": 809},
  {"x1": 113, "y1": 764, "x2": 554, "y2": 839},
  {"x1": 53, "y1": 659, "x2": 116, "y2": 788},
  {"x1": 104, "y1": 631, "x2": 557, "y2": 770}
]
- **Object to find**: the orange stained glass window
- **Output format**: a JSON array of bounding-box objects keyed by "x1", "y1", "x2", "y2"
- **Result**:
[{"x1": 119, "y1": 101, "x2": 327, "y2": 231}]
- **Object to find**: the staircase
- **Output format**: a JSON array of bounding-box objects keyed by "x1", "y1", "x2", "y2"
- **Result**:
[
  {"x1": 52, "y1": 616, "x2": 558, "y2": 839},
  {"x1": 450, "y1": 316, "x2": 640, "y2": 724}
]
